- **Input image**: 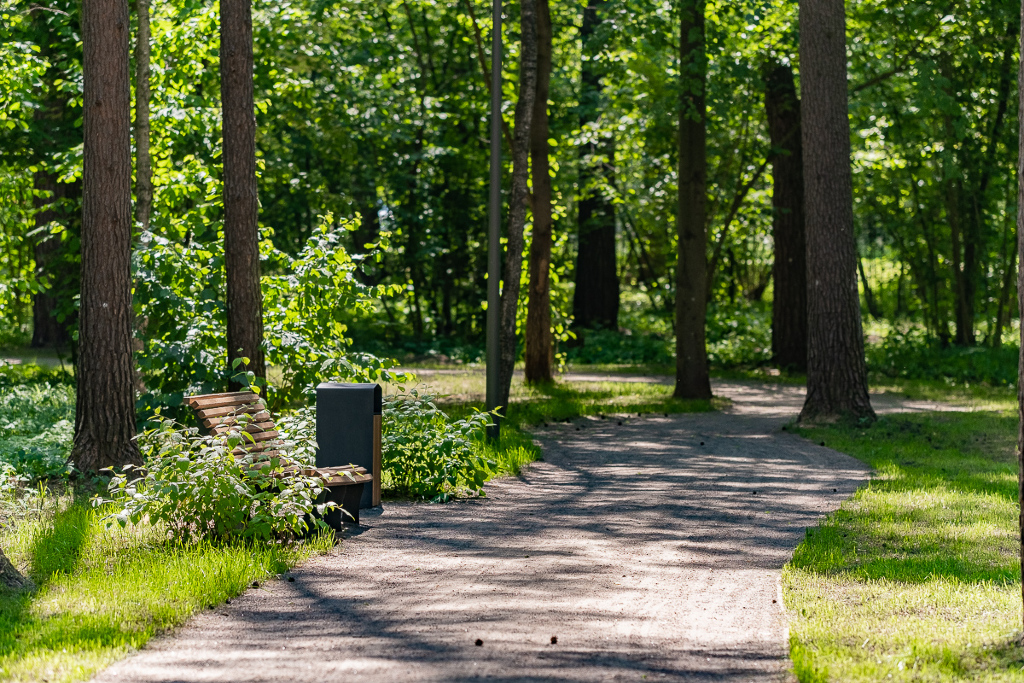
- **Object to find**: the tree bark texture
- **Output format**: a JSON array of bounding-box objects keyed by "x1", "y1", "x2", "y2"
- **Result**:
[
  {"x1": 573, "y1": 0, "x2": 618, "y2": 331},
  {"x1": 135, "y1": 0, "x2": 152, "y2": 232},
  {"x1": 1015, "y1": 0, "x2": 1024, "y2": 645},
  {"x1": 73, "y1": 0, "x2": 142, "y2": 472},
  {"x1": 798, "y1": 0, "x2": 874, "y2": 422},
  {"x1": 0, "y1": 547, "x2": 33, "y2": 591},
  {"x1": 525, "y1": 0, "x2": 553, "y2": 384},
  {"x1": 497, "y1": 0, "x2": 538, "y2": 410},
  {"x1": 220, "y1": 0, "x2": 266, "y2": 387},
  {"x1": 31, "y1": 171, "x2": 75, "y2": 350},
  {"x1": 764, "y1": 60, "x2": 807, "y2": 373},
  {"x1": 674, "y1": 0, "x2": 711, "y2": 400}
]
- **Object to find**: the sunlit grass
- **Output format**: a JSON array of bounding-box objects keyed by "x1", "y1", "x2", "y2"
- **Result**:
[
  {"x1": 414, "y1": 374, "x2": 714, "y2": 479},
  {"x1": 0, "y1": 494, "x2": 332, "y2": 683},
  {"x1": 787, "y1": 410, "x2": 1024, "y2": 682}
]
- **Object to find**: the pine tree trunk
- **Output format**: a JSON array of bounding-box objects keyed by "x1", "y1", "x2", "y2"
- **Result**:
[
  {"x1": 674, "y1": 0, "x2": 711, "y2": 401},
  {"x1": 497, "y1": 0, "x2": 538, "y2": 409},
  {"x1": 573, "y1": 0, "x2": 618, "y2": 331},
  {"x1": 0, "y1": 547, "x2": 32, "y2": 592},
  {"x1": 73, "y1": 0, "x2": 142, "y2": 473},
  {"x1": 764, "y1": 60, "x2": 807, "y2": 373},
  {"x1": 134, "y1": 0, "x2": 153, "y2": 232},
  {"x1": 798, "y1": 0, "x2": 874, "y2": 422},
  {"x1": 31, "y1": 171, "x2": 74, "y2": 350},
  {"x1": 525, "y1": 0, "x2": 553, "y2": 384},
  {"x1": 29, "y1": 13, "x2": 79, "y2": 352},
  {"x1": 220, "y1": 0, "x2": 266, "y2": 387},
  {"x1": 1015, "y1": 0, "x2": 1024, "y2": 645}
]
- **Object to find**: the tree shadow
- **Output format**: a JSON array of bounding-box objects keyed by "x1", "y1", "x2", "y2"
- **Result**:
[{"x1": 28, "y1": 503, "x2": 91, "y2": 583}]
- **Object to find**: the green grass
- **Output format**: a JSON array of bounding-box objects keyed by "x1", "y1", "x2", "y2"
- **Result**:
[
  {"x1": 0, "y1": 494, "x2": 332, "y2": 683},
  {"x1": 786, "y1": 410, "x2": 1023, "y2": 682}
]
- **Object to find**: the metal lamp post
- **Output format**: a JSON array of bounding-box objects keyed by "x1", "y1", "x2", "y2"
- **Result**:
[{"x1": 486, "y1": 0, "x2": 502, "y2": 440}]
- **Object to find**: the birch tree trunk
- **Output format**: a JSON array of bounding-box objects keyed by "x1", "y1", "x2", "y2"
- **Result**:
[{"x1": 497, "y1": 0, "x2": 538, "y2": 410}]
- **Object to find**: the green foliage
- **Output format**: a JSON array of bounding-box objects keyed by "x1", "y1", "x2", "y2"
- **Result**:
[
  {"x1": 786, "y1": 410, "x2": 1023, "y2": 681},
  {"x1": 100, "y1": 409, "x2": 331, "y2": 542},
  {"x1": 866, "y1": 329, "x2": 1018, "y2": 387},
  {"x1": 134, "y1": 215, "x2": 411, "y2": 420},
  {"x1": 0, "y1": 382, "x2": 74, "y2": 486},
  {"x1": 262, "y1": 216, "x2": 411, "y2": 407},
  {"x1": 0, "y1": 493, "x2": 331, "y2": 682},
  {"x1": 381, "y1": 391, "x2": 494, "y2": 502},
  {"x1": 566, "y1": 328, "x2": 674, "y2": 365}
]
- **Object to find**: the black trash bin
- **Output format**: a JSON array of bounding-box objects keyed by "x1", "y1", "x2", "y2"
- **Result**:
[{"x1": 315, "y1": 382, "x2": 382, "y2": 509}]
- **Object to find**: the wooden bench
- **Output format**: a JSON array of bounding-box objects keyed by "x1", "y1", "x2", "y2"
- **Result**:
[{"x1": 183, "y1": 391, "x2": 373, "y2": 526}]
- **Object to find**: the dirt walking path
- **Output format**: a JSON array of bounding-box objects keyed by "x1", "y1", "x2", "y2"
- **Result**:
[{"x1": 94, "y1": 381, "x2": 885, "y2": 683}]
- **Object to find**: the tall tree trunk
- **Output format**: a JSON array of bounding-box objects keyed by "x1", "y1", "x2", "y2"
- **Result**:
[
  {"x1": 525, "y1": 0, "x2": 553, "y2": 384},
  {"x1": 134, "y1": 0, "x2": 152, "y2": 232},
  {"x1": 220, "y1": 0, "x2": 266, "y2": 386},
  {"x1": 72, "y1": 0, "x2": 142, "y2": 472},
  {"x1": 798, "y1": 0, "x2": 874, "y2": 422},
  {"x1": 764, "y1": 60, "x2": 807, "y2": 373},
  {"x1": 946, "y1": 174, "x2": 976, "y2": 345},
  {"x1": 573, "y1": 0, "x2": 618, "y2": 331},
  {"x1": 1015, "y1": 0, "x2": 1024, "y2": 646},
  {"x1": 497, "y1": 0, "x2": 538, "y2": 409},
  {"x1": 29, "y1": 13, "x2": 79, "y2": 352},
  {"x1": 31, "y1": 171, "x2": 74, "y2": 350},
  {"x1": 674, "y1": 0, "x2": 711, "y2": 400}
]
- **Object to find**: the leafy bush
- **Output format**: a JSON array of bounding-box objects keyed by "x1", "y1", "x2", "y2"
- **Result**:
[
  {"x1": 100, "y1": 406, "x2": 332, "y2": 542},
  {"x1": 565, "y1": 328, "x2": 674, "y2": 365},
  {"x1": 381, "y1": 390, "x2": 494, "y2": 502},
  {"x1": 262, "y1": 217, "x2": 412, "y2": 408},
  {"x1": 866, "y1": 329, "x2": 1018, "y2": 387},
  {"x1": 0, "y1": 382, "x2": 75, "y2": 484},
  {"x1": 705, "y1": 300, "x2": 773, "y2": 367},
  {"x1": 133, "y1": 215, "x2": 410, "y2": 421}
]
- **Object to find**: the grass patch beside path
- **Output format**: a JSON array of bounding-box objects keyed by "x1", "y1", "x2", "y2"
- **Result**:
[
  {"x1": 0, "y1": 495, "x2": 332, "y2": 683},
  {"x1": 787, "y1": 410, "x2": 1022, "y2": 682}
]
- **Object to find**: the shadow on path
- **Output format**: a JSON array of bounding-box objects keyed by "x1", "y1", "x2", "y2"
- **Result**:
[{"x1": 93, "y1": 386, "x2": 871, "y2": 683}]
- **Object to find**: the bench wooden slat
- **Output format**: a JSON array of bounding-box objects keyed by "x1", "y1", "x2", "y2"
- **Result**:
[
  {"x1": 196, "y1": 404, "x2": 264, "y2": 420},
  {"x1": 231, "y1": 441, "x2": 280, "y2": 455},
  {"x1": 203, "y1": 411, "x2": 272, "y2": 429},
  {"x1": 187, "y1": 392, "x2": 374, "y2": 528},
  {"x1": 211, "y1": 420, "x2": 276, "y2": 436},
  {"x1": 186, "y1": 393, "x2": 261, "y2": 410},
  {"x1": 184, "y1": 390, "x2": 257, "y2": 405}
]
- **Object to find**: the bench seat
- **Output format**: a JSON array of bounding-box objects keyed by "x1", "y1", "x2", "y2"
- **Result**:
[{"x1": 184, "y1": 391, "x2": 372, "y2": 526}]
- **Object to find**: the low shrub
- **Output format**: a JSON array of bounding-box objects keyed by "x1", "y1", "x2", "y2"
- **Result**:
[
  {"x1": 866, "y1": 328, "x2": 1018, "y2": 387},
  {"x1": 0, "y1": 382, "x2": 75, "y2": 485},
  {"x1": 100, "y1": 405, "x2": 332, "y2": 542},
  {"x1": 381, "y1": 390, "x2": 494, "y2": 502}
]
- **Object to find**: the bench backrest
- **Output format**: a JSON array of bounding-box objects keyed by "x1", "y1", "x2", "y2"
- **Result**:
[{"x1": 183, "y1": 391, "x2": 283, "y2": 460}]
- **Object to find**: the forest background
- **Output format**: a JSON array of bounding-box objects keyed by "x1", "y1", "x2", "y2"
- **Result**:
[{"x1": 0, "y1": 0, "x2": 1020, "y2": 403}]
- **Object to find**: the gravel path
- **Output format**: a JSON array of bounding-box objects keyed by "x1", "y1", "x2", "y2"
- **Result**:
[{"x1": 94, "y1": 381, "x2": 880, "y2": 683}]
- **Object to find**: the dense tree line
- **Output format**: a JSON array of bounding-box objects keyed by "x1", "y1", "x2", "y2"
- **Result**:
[{"x1": 0, "y1": 0, "x2": 1020, "y2": 428}]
